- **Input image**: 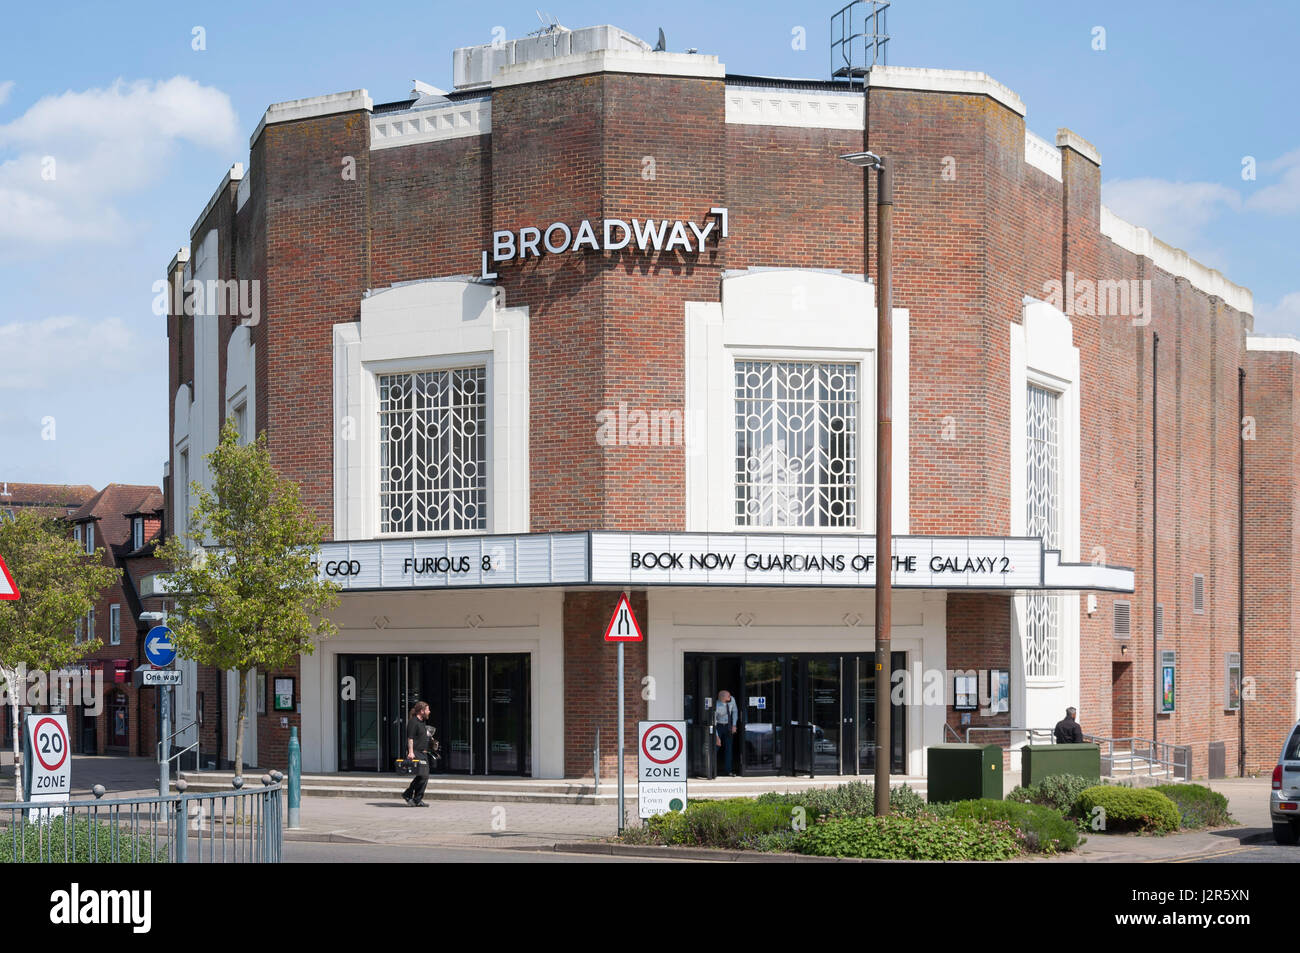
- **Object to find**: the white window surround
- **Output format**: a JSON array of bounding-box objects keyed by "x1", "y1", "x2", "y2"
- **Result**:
[
  {"x1": 225, "y1": 323, "x2": 256, "y2": 446},
  {"x1": 685, "y1": 269, "x2": 910, "y2": 535},
  {"x1": 86, "y1": 522, "x2": 95, "y2": 555},
  {"x1": 333, "y1": 278, "x2": 529, "y2": 540},
  {"x1": 1010, "y1": 297, "x2": 1081, "y2": 708},
  {"x1": 174, "y1": 227, "x2": 220, "y2": 550},
  {"x1": 110, "y1": 604, "x2": 120, "y2": 645}
]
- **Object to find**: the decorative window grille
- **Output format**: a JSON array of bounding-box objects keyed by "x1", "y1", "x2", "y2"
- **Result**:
[
  {"x1": 734, "y1": 360, "x2": 857, "y2": 528},
  {"x1": 1025, "y1": 384, "x2": 1061, "y2": 677},
  {"x1": 379, "y1": 367, "x2": 487, "y2": 534},
  {"x1": 1193, "y1": 574, "x2": 1205, "y2": 614}
]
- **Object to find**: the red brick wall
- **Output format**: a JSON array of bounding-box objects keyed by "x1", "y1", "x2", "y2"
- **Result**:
[{"x1": 563, "y1": 591, "x2": 648, "y2": 776}]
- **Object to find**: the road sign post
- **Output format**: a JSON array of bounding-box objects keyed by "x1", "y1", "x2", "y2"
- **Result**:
[
  {"x1": 143, "y1": 624, "x2": 177, "y2": 797},
  {"x1": 603, "y1": 591, "x2": 643, "y2": 835}
]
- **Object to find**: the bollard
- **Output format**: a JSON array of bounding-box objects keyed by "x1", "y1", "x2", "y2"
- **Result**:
[{"x1": 288, "y1": 725, "x2": 301, "y2": 829}]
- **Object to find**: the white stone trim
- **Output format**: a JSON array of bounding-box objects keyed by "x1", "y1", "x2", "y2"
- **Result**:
[
  {"x1": 1246, "y1": 334, "x2": 1300, "y2": 354},
  {"x1": 646, "y1": 587, "x2": 946, "y2": 777},
  {"x1": 236, "y1": 171, "x2": 250, "y2": 212},
  {"x1": 1024, "y1": 130, "x2": 1062, "y2": 182},
  {"x1": 685, "y1": 269, "x2": 909, "y2": 535},
  {"x1": 491, "y1": 49, "x2": 724, "y2": 88},
  {"x1": 191, "y1": 163, "x2": 243, "y2": 238},
  {"x1": 866, "y1": 65, "x2": 1025, "y2": 117},
  {"x1": 371, "y1": 98, "x2": 491, "y2": 151},
  {"x1": 333, "y1": 279, "x2": 529, "y2": 540},
  {"x1": 224, "y1": 324, "x2": 256, "y2": 441},
  {"x1": 250, "y1": 89, "x2": 373, "y2": 147},
  {"x1": 1100, "y1": 206, "x2": 1254, "y2": 314},
  {"x1": 300, "y1": 588, "x2": 564, "y2": 777},
  {"x1": 724, "y1": 88, "x2": 864, "y2": 129},
  {"x1": 1010, "y1": 297, "x2": 1081, "y2": 722},
  {"x1": 1055, "y1": 128, "x2": 1101, "y2": 166}
]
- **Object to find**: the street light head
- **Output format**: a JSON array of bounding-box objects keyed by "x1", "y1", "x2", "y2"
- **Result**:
[
  {"x1": 840, "y1": 151, "x2": 883, "y2": 170},
  {"x1": 139, "y1": 611, "x2": 166, "y2": 623}
]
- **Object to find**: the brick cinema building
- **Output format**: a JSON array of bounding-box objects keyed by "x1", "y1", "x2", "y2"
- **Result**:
[{"x1": 159, "y1": 20, "x2": 1299, "y2": 780}]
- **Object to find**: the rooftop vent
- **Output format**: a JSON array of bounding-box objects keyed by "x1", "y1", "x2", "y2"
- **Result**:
[{"x1": 452, "y1": 24, "x2": 653, "y2": 89}]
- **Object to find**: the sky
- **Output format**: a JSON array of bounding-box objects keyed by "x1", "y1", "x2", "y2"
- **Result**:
[{"x1": 1, "y1": 0, "x2": 1297, "y2": 489}]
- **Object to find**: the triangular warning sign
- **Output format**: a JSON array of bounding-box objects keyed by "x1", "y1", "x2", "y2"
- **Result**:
[
  {"x1": 603, "y1": 593, "x2": 643, "y2": 642},
  {"x1": 0, "y1": 555, "x2": 18, "y2": 601}
]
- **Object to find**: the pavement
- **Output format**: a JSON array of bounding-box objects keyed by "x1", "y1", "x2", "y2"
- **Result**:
[{"x1": 1, "y1": 754, "x2": 1284, "y2": 862}]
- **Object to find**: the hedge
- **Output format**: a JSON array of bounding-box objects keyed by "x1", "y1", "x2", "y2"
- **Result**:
[
  {"x1": 946, "y1": 799, "x2": 1079, "y2": 853},
  {"x1": 1076, "y1": 785, "x2": 1180, "y2": 834},
  {"x1": 797, "y1": 814, "x2": 1019, "y2": 860},
  {"x1": 1151, "y1": 784, "x2": 1234, "y2": 829}
]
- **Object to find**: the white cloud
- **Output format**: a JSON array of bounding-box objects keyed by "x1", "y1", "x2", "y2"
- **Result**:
[
  {"x1": 1245, "y1": 148, "x2": 1300, "y2": 215},
  {"x1": 1255, "y1": 291, "x2": 1300, "y2": 337},
  {"x1": 1102, "y1": 178, "x2": 1242, "y2": 252},
  {"x1": 0, "y1": 315, "x2": 134, "y2": 389},
  {"x1": 0, "y1": 77, "x2": 239, "y2": 245}
]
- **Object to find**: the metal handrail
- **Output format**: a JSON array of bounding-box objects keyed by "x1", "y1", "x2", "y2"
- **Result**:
[
  {"x1": 965, "y1": 726, "x2": 1058, "y2": 744},
  {"x1": 943, "y1": 723, "x2": 963, "y2": 743},
  {"x1": 1084, "y1": 734, "x2": 1190, "y2": 779},
  {"x1": 158, "y1": 719, "x2": 200, "y2": 772}
]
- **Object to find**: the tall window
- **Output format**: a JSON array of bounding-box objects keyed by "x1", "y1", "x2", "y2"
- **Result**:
[
  {"x1": 1025, "y1": 383, "x2": 1061, "y2": 678},
  {"x1": 379, "y1": 367, "x2": 488, "y2": 534},
  {"x1": 85, "y1": 522, "x2": 95, "y2": 555},
  {"x1": 233, "y1": 402, "x2": 248, "y2": 445},
  {"x1": 86, "y1": 607, "x2": 95, "y2": 643},
  {"x1": 132, "y1": 518, "x2": 144, "y2": 551},
  {"x1": 110, "y1": 605, "x2": 121, "y2": 645},
  {"x1": 735, "y1": 360, "x2": 857, "y2": 528}
]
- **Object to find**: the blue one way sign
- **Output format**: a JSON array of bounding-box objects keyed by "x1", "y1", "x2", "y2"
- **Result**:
[{"x1": 144, "y1": 625, "x2": 176, "y2": 667}]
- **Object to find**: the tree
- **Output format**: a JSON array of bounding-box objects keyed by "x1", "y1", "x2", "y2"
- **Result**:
[
  {"x1": 0, "y1": 511, "x2": 120, "y2": 799},
  {"x1": 157, "y1": 420, "x2": 338, "y2": 778}
]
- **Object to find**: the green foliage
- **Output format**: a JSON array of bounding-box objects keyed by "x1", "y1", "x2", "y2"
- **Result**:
[
  {"x1": 1151, "y1": 784, "x2": 1234, "y2": 829},
  {"x1": 797, "y1": 814, "x2": 1020, "y2": 860},
  {"x1": 157, "y1": 420, "x2": 340, "y2": 678},
  {"x1": 1077, "y1": 785, "x2": 1180, "y2": 833},
  {"x1": 947, "y1": 799, "x2": 1079, "y2": 853},
  {"x1": 639, "y1": 798, "x2": 795, "y2": 849},
  {"x1": 755, "y1": 781, "x2": 928, "y2": 818},
  {"x1": 1005, "y1": 774, "x2": 1095, "y2": 817},
  {"x1": 0, "y1": 510, "x2": 120, "y2": 673},
  {"x1": 0, "y1": 815, "x2": 167, "y2": 863}
]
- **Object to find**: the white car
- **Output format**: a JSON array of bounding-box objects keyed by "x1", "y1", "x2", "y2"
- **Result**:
[{"x1": 1270, "y1": 721, "x2": 1300, "y2": 844}]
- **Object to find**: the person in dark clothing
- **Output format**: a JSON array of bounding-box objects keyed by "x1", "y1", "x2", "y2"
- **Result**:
[
  {"x1": 402, "y1": 701, "x2": 432, "y2": 806},
  {"x1": 1053, "y1": 707, "x2": 1084, "y2": 744}
]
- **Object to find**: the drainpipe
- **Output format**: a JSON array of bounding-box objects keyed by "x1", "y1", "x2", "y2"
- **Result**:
[
  {"x1": 1152, "y1": 332, "x2": 1159, "y2": 751},
  {"x1": 1238, "y1": 367, "x2": 1246, "y2": 776}
]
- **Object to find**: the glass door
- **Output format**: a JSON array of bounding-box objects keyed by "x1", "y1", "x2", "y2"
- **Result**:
[
  {"x1": 485, "y1": 654, "x2": 530, "y2": 775},
  {"x1": 684, "y1": 655, "x2": 718, "y2": 778},
  {"x1": 740, "y1": 657, "x2": 783, "y2": 775},
  {"x1": 805, "y1": 657, "x2": 841, "y2": 776},
  {"x1": 857, "y1": 651, "x2": 907, "y2": 774}
]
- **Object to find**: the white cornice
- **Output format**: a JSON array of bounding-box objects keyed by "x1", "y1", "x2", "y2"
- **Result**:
[
  {"x1": 491, "y1": 49, "x2": 724, "y2": 88},
  {"x1": 866, "y1": 65, "x2": 1025, "y2": 117},
  {"x1": 725, "y1": 87, "x2": 864, "y2": 129},
  {"x1": 1246, "y1": 335, "x2": 1300, "y2": 355},
  {"x1": 190, "y1": 162, "x2": 243, "y2": 238},
  {"x1": 1056, "y1": 128, "x2": 1101, "y2": 166},
  {"x1": 1024, "y1": 130, "x2": 1062, "y2": 182},
  {"x1": 371, "y1": 97, "x2": 491, "y2": 151},
  {"x1": 250, "y1": 89, "x2": 373, "y2": 147},
  {"x1": 1100, "y1": 205, "x2": 1253, "y2": 315}
]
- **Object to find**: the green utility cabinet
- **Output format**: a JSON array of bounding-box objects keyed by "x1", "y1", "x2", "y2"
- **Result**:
[
  {"x1": 1021, "y1": 744, "x2": 1100, "y2": 786},
  {"x1": 927, "y1": 744, "x2": 1003, "y2": 803}
]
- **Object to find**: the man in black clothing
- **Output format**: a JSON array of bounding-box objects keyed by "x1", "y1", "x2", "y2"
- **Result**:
[
  {"x1": 403, "y1": 701, "x2": 432, "y2": 806},
  {"x1": 1053, "y1": 707, "x2": 1084, "y2": 744}
]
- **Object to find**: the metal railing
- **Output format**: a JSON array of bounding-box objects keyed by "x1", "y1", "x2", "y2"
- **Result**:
[
  {"x1": 1085, "y1": 734, "x2": 1191, "y2": 781},
  {"x1": 0, "y1": 777, "x2": 283, "y2": 863},
  {"x1": 159, "y1": 719, "x2": 201, "y2": 773}
]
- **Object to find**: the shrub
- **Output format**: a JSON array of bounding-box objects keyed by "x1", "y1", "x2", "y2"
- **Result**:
[
  {"x1": 797, "y1": 814, "x2": 1019, "y2": 860},
  {"x1": 1077, "y1": 785, "x2": 1180, "y2": 834},
  {"x1": 640, "y1": 798, "x2": 794, "y2": 849},
  {"x1": 948, "y1": 799, "x2": 1079, "y2": 853},
  {"x1": 756, "y1": 781, "x2": 927, "y2": 819},
  {"x1": 1151, "y1": 784, "x2": 1234, "y2": 829},
  {"x1": 0, "y1": 815, "x2": 168, "y2": 863},
  {"x1": 1005, "y1": 774, "x2": 1095, "y2": 818}
]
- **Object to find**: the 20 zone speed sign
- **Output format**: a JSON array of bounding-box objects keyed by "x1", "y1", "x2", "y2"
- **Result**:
[
  {"x1": 638, "y1": 721, "x2": 687, "y2": 819},
  {"x1": 24, "y1": 713, "x2": 71, "y2": 804}
]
